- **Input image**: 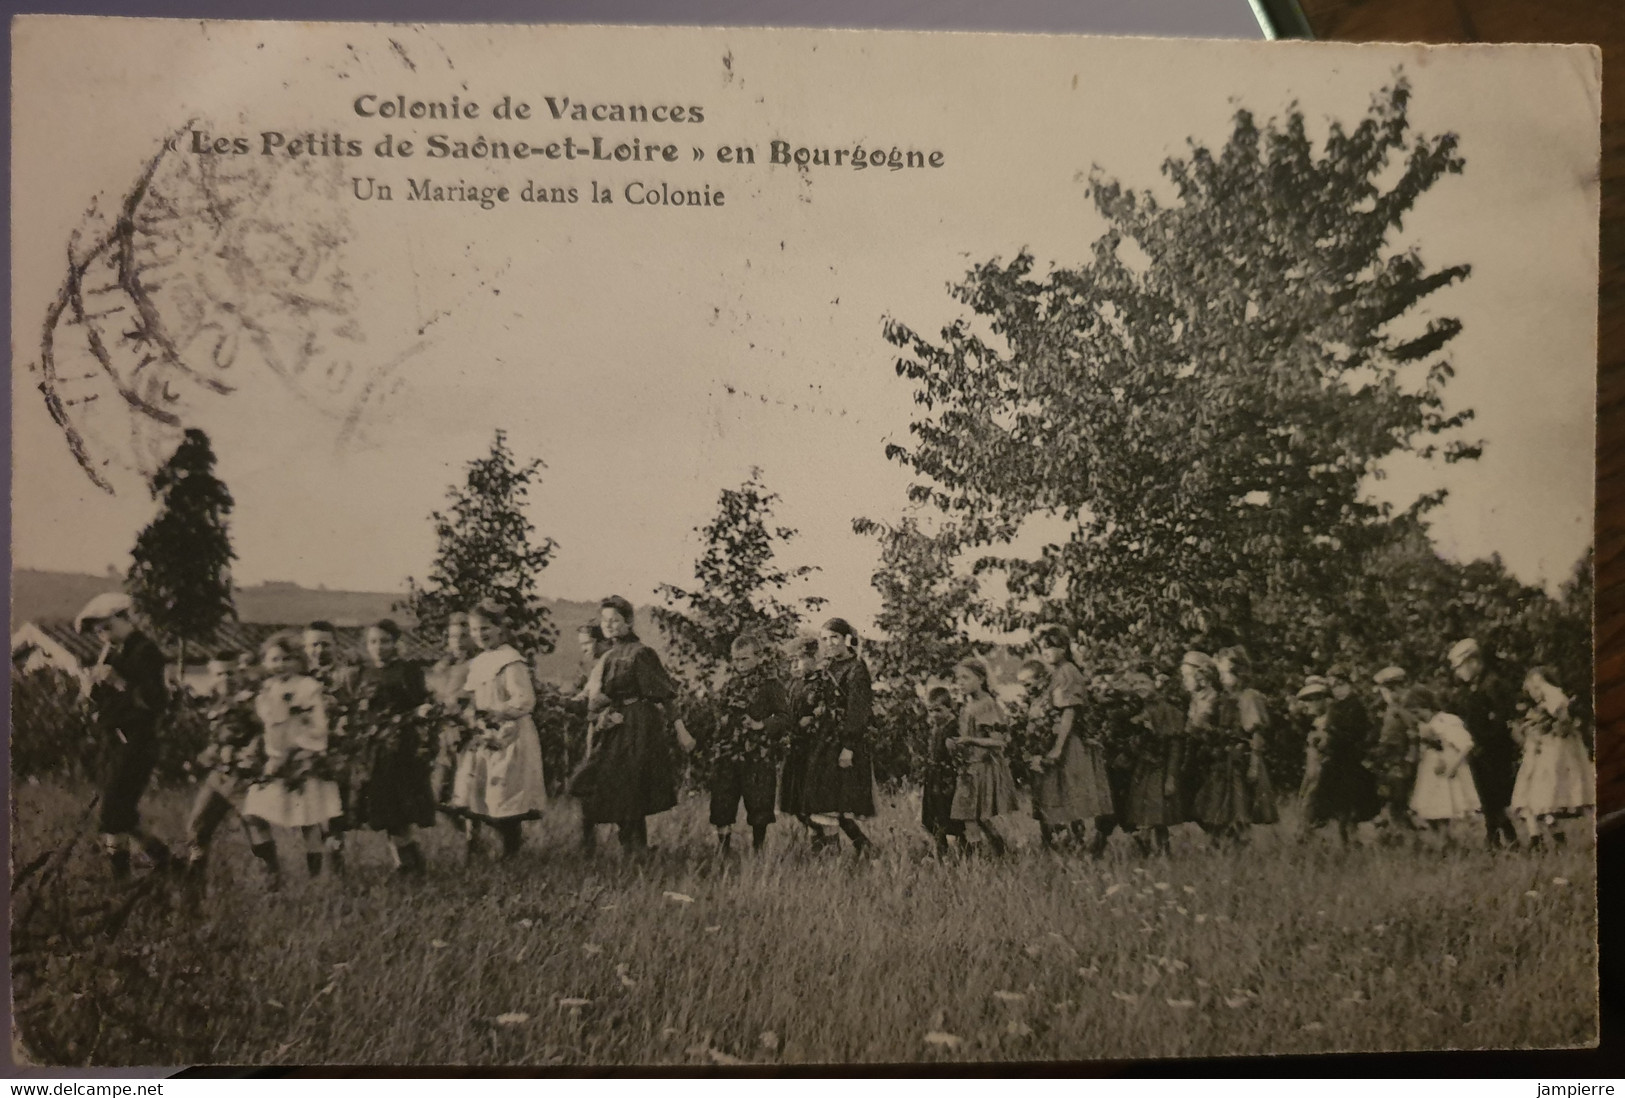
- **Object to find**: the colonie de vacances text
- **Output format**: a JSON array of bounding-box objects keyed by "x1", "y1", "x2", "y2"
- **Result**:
[{"x1": 181, "y1": 92, "x2": 948, "y2": 175}]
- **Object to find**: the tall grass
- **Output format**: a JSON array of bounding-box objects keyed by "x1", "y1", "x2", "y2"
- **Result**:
[{"x1": 10, "y1": 780, "x2": 1597, "y2": 1066}]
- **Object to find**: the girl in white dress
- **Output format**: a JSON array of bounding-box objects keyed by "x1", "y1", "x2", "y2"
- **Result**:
[
  {"x1": 1406, "y1": 686, "x2": 1481, "y2": 845},
  {"x1": 450, "y1": 600, "x2": 546, "y2": 860},
  {"x1": 1509, "y1": 667, "x2": 1595, "y2": 848},
  {"x1": 241, "y1": 633, "x2": 344, "y2": 889}
]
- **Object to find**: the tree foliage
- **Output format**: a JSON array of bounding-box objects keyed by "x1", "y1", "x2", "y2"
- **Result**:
[
  {"x1": 403, "y1": 429, "x2": 559, "y2": 656},
  {"x1": 653, "y1": 467, "x2": 825, "y2": 688},
  {"x1": 881, "y1": 77, "x2": 1477, "y2": 673},
  {"x1": 851, "y1": 516, "x2": 985, "y2": 689},
  {"x1": 126, "y1": 428, "x2": 236, "y2": 656}
]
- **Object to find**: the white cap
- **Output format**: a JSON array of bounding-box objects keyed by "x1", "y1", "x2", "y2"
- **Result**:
[{"x1": 74, "y1": 592, "x2": 133, "y2": 633}]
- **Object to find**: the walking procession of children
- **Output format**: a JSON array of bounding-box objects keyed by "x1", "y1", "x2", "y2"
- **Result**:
[{"x1": 73, "y1": 589, "x2": 1596, "y2": 900}]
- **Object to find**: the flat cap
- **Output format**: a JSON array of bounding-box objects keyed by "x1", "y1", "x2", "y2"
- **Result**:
[{"x1": 74, "y1": 592, "x2": 133, "y2": 633}]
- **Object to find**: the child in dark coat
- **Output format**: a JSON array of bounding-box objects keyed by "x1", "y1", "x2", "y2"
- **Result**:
[
  {"x1": 707, "y1": 634, "x2": 791, "y2": 854},
  {"x1": 779, "y1": 637, "x2": 823, "y2": 839},
  {"x1": 920, "y1": 686, "x2": 965, "y2": 856}
]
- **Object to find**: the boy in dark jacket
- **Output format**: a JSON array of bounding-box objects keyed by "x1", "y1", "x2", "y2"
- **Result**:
[
  {"x1": 708, "y1": 633, "x2": 791, "y2": 854},
  {"x1": 75, "y1": 593, "x2": 173, "y2": 881},
  {"x1": 920, "y1": 685, "x2": 965, "y2": 856}
]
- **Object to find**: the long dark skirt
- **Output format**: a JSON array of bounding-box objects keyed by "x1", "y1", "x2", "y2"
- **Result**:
[
  {"x1": 801, "y1": 738, "x2": 876, "y2": 818},
  {"x1": 1125, "y1": 758, "x2": 1182, "y2": 828},
  {"x1": 1304, "y1": 754, "x2": 1380, "y2": 826},
  {"x1": 1192, "y1": 751, "x2": 1279, "y2": 827},
  {"x1": 570, "y1": 701, "x2": 678, "y2": 824},
  {"x1": 779, "y1": 737, "x2": 814, "y2": 817},
  {"x1": 1030, "y1": 736, "x2": 1113, "y2": 824},
  {"x1": 354, "y1": 742, "x2": 437, "y2": 832}
]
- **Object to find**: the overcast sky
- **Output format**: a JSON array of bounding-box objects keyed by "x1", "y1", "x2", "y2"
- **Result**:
[{"x1": 11, "y1": 21, "x2": 1599, "y2": 628}]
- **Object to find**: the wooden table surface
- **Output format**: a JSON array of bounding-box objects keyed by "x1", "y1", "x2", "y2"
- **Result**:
[{"x1": 1299, "y1": 0, "x2": 1624, "y2": 819}]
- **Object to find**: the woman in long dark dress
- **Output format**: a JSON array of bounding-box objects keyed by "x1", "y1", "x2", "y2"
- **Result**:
[
  {"x1": 352, "y1": 619, "x2": 436, "y2": 874},
  {"x1": 799, "y1": 617, "x2": 877, "y2": 854},
  {"x1": 570, "y1": 596, "x2": 688, "y2": 854}
]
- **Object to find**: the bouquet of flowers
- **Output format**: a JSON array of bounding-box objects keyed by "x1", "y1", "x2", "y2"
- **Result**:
[
  {"x1": 445, "y1": 702, "x2": 510, "y2": 753},
  {"x1": 350, "y1": 689, "x2": 454, "y2": 784},
  {"x1": 255, "y1": 745, "x2": 344, "y2": 791},
  {"x1": 1010, "y1": 689, "x2": 1053, "y2": 778},
  {"x1": 712, "y1": 666, "x2": 790, "y2": 765},
  {"x1": 196, "y1": 689, "x2": 264, "y2": 780},
  {"x1": 801, "y1": 669, "x2": 842, "y2": 746}
]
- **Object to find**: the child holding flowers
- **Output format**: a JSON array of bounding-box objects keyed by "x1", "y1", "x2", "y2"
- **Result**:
[
  {"x1": 450, "y1": 600, "x2": 547, "y2": 861},
  {"x1": 920, "y1": 685, "x2": 965, "y2": 856},
  {"x1": 1030, "y1": 627, "x2": 1113, "y2": 853},
  {"x1": 1407, "y1": 686, "x2": 1481, "y2": 844},
  {"x1": 241, "y1": 633, "x2": 344, "y2": 889},
  {"x1": 948, "y1": 658, "x2": 1017, "y2": 855},
  {"x1": 353, "y1": 619, "x2": 439, "y2": 875},
  {"x1": 706, "y1": 633, "x2": 790, "y2": 855},
  {"x1": 778, "y1": 637, "x2": 825, "y2": 840},
  {"x1": 1509, "y1": 666, "x2": 1594, "y2": 848},
  {"x1": 181, "y1": 651, "x2": 262, "y2": 896}
]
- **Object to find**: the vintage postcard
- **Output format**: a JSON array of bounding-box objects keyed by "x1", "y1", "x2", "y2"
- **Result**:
[{"x1": 9, "y1": 18, "x2": 1599, "y2": 1066}]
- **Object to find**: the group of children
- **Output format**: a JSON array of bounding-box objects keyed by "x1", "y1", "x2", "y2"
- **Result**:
[
  {"x1": 919, "y1": 629, "x2": 1279, "y2": 858},
  {"x1": 160, "y1": 611, "x2": 1594, "y2": 892},
  {"x1": 178, "y1": 602, "x2": 549, "y2": 892},
  {"x1": 1302, "y1": 654, "x2": 1598, "y2": 849},
  {"x1": 692, "y1": 619, "x2": 880, "y2": 858},
  {"x1": 914, "y1": 629, "x2": 1595, "y2": 858}
]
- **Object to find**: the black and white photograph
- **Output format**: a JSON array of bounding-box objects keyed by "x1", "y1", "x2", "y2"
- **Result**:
[{"x1": 8, "y1": 18, "x2": 1601, "y2": 1066}]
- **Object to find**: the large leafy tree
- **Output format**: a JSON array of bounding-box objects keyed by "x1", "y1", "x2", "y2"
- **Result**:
[
  {"x1": 653, "y1": 467, "x2": 825, "y2": 688},
  {"x1": 403, "y1": 429, "x2": 559, "y2": 655},
  {"x1": 126, "y1": 427, "x2": 236, "y2": 668},
  {"x1": 851, "y1": 516, "x2": 984, "y2": 690},
  {"x1": 881, "y1": 77, "x2": 1475, "y2": 671},
  {"x1": 850, "y1": 516, "x2": 989, "y2": 787}
]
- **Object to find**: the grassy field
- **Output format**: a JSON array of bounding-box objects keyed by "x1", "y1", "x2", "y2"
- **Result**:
[{"x1": 9, "y1": 779, "x2": 1598, "y2": 1067}]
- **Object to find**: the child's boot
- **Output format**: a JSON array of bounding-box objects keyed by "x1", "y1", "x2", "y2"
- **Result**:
[
  {"x1": 399, "y1": 841, "x2": 426, "y2": 875},
  {"x1": 499, "y1": 821, "x2": 524, "y2": 860},
  {"x1": 838, "y1": 817, "x2": 873, "y2": 856},
  {"x1": 751, "y1": 823, "x2": 768, "y2": 852},
  {"x1": 251, "y1": 841, "x2": 282, "y2": 892},
  {"x1": 306, "y1": 851, "x2": 324, "y2": 878}
]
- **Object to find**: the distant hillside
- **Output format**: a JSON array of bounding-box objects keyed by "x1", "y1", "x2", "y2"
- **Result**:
[
  {"x1": 9, "y1": 569, "x2": 644, "y2": 685},
  {"x1": 9, "y1": 569, "x2": 125, "y2": 629}
]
